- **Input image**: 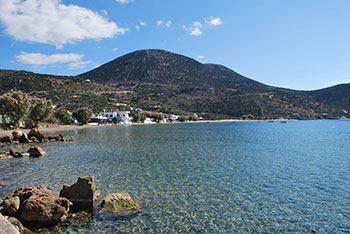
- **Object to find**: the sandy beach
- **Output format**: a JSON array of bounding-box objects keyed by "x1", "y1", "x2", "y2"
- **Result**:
[{"x1": 0, "y1": 119, "x2": 293, "y2": 137}]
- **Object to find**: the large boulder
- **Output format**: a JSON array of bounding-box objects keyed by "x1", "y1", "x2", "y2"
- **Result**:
[
  {"x1": 101, "y1": 192, "x2": 141, "y2": 216},
  {"x1": 0, "y1": 151, "x2": 12, "y2": 160},
  {"x1": 28, "y1": 129, "x2": 46, "y2": 142},
  {"x1": 60, "y1": 176, "x2": 100, "y2": 212},
  {"x1": 6, "y1": 186, "x2": 71, "y2": 227},
  {"x1": 27, "y1": 146, "x2": 46, "y2": 157}
]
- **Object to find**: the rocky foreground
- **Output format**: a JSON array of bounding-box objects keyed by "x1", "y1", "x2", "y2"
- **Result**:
[
  {"x1": 0, "y1": 176, "x2": 141, "y2": 233},
  {"x1": 0, "y1": 129, "x2": 75, "y2": 148}
]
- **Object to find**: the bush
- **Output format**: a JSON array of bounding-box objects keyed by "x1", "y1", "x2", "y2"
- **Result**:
[{"x1": 72, "y1": 107, "x2": 92, "y2": 125}]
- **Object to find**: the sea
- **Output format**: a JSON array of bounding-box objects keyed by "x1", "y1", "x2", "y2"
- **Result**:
[{"x1": 0, "y1": 120, "x2": 349, "y2": 233}]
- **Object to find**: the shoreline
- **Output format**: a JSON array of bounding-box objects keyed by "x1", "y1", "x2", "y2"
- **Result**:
[{"x1": 0, "y1": 119, "x2": 299, "y2": 137}]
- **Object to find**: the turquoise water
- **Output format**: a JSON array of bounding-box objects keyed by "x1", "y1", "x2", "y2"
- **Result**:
[{"x1": 0, "y1": 121, "x2": 349, "y2": 233}]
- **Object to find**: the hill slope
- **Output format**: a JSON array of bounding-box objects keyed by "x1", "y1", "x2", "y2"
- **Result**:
[
  {"x1": 79, "y1": 49, "x2": 339, "y2": 119},
  {"x1": 0, "y1": 70, "x2": 131, "y2": 112},
  {"x1": 305, "y1": 83, "x2": 350, "y2": 110}
]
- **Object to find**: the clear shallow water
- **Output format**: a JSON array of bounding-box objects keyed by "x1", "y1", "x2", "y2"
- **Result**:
[{"x1": 0, "y1": 120, "x2": 349, "y2": 233}]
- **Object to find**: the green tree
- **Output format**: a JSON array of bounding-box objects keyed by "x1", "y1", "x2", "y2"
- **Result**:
[
  {"x1": 55, "y1": 109, "x2": 72, "y2": 125},
  {"x1": 28, "y1": 97, "x2": 53, "y2": 127},
  {"x1": 0, "y1": 90, "x2": 31, "y2": 128},
  {"x1": 73, "y1": 107, "x2": 92, "y2": 125},
  {"x1": 112, "y1": 116, "x2": 122, "y2": 124}
]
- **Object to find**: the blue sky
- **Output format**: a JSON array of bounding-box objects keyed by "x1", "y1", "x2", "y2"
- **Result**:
[{"x1": 1, "y1": 0, "x2": 350, "y2": 90}]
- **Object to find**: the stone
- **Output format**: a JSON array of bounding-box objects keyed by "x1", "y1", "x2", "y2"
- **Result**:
[
  {"x1": 59, "y1": 134, "x2": 65, "y2": 141},
  {"x1": 0, "y1": 151, "x2": 12, "y2": 160},
  {"x1": 18, "y1": 134, "x2": 30, "y2": 144},
  {"x1": 9, "y1": 149, "x2": 22, "y2": 158},
  {"x1": 29, "y1": 136, "x2": 39, "y2": 143},
  {"x1": 67, "y1": 137, "x2": 75, "y2": 142},
  {"x1": 5, "y1": 216, "x2": 33, "y2": 234},
  {"x1": 0, "y1": 134, "x2": 14, "y2": 143},
  {"x1": 0, "y1": 213, "x2": 20, "y2": 234},
  {"x1": 3, "y1": 196, "x2": 20, "y2": 216},
  {"x1": 60, "y1": 176, "x2": 100, "y2": 212},
  {"x1": 11, "y1": 130, "x2": 23, "y2": 141},
  {"x1": 28, "y1": 129, "x2": 46, "y2": 142},
  {"x1": 7, "y1": 186, "x2": 71, "y2": 227},
  {"x1": 101, "y1": 191, "x2": 141, "y2": 216},
  {"x1": 27, "y1": 146, "x2": 46, "y2": 157}
]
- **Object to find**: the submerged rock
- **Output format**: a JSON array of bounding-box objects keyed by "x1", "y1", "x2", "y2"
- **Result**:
[
  {"x1": 60, "y1": 176, "x2": 100, "y2": 212},
  {"x1": 27, "y1": 146, "x2": 46, "y2": 157},
  {"x1": 101, "y1": 192, "x2": 141, "y2": 216}
]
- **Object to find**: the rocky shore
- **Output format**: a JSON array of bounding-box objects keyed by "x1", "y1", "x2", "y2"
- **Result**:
[{"x1": 0, "y1": 176, "x2": 141, "y2": 233}]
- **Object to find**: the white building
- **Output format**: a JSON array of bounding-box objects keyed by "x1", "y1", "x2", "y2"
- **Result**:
[{"x1": 99, "y1": 110, "x2": 132, "y2": 124}]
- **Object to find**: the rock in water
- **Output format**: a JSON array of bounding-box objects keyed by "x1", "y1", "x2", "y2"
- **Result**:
[
  {"x1": 11, "y1": 130, "x2": 23, "y2": 141},
  {"x1": 0, "y1": 213, "x2": 20, "y2": 234},
  {"x1": 28, "y1": 129, "x2": 46, "y2": 142},
  {"x1": 5, "y1": 186, "x2": 71, "y2": 227},
  {"x1": 27, "y1": 146, "x2": 46, "y2": 157},
  {"x1": 0, "y1": 135, "x2": 14, "y2": 144},
  {"x1": 60, "y1": 176, "x2": 100, "y2": 212},
  {"x1": 101, "y1": 192, "x2": 141, "y2": 216},
  {"x1": 2, "y1": 196, "x2": 20, "y2": 216},
  {"x1": 19, "y1": 133, "x2": 30, "y2": 144}
]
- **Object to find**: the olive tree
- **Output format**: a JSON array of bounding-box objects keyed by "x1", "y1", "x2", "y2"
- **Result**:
[
  {"x1": 55, "y1": 109, "x2": 72, "y2": 125},
  {"x1": 0, "y1": 90, "x2": 31, "y2": 128},
  {"x1": 73, "y1": 107, "x2": 92, "y2": 125},
  {"x1": 29, "y1": 97, "x2": 53, "y2": 127}
]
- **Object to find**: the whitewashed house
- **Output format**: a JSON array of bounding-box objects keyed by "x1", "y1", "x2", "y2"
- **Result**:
[{"x1": 99, "y1": 110, "x2": 132, "y2": 124}]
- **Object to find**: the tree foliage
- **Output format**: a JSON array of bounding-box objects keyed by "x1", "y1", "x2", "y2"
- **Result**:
[
  {"x1": 73, "y1": 107, "x2": 92, "y2": 125},
  {"x1": 29, "y1": 97, "x2": 53, "y2": 127},
  {"x1": 55, "y1": 109, "x2": 72, "y2": 125},
  {"x1": 0, "y1": 90, "x2": 31, "y2": 128}
]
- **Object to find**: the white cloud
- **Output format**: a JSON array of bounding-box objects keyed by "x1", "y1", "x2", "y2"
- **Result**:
[
  {"x1": 193, "y1": 21, "x2": 202, "y2": 27},
  {"x1": 139, "y1": 21, "x2": 147, "y2": 26},
  {"x1": 135, "y1": 25, "x2": 140, "y2": 30},
  {"x1": 157, "y1": 20, "x2": 163, "y2": 26},
  {"x1": 16, "y1": 51, "x2": 91, "y2": 69},
  {"x1": 207, "y1": 17, "x2": 222, "y2": 27},
  {"x1": 116, "y1": 0, "x2": 134, "y2": 3},
  {"x1": 182, "y1": 25, "x2": 203, "y2": 36},
  {"x1": 0, "y1": 0, "x2": 126, "y2": 48},
  {"x1": 165, "y1": 20, "x2": 171, "y2": 28},
  {"x1": 197, "y1": 55, "x2": 205, "y2": 59},
  {"x1": 113, "y1": 48, "x2": 119, "y2": 52},
  {"x1": 68, "y1": 61, "x2": 92, "y2": 69}
]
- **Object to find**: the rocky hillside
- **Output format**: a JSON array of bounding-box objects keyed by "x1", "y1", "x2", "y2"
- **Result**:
[
  {"x1": 79, "y1": 49, "x2": 340, "y2": 119},
  {"x1": 0, "y1": 70, "x2": 132, "y2": 112}
]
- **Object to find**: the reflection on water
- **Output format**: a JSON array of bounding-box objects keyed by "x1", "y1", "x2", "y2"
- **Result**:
[{"x1": 0, "y1": 121, "x2": 349, "y2": 233}]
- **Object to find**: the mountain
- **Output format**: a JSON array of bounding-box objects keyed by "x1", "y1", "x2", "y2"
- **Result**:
[
  {"x1": 0, "y1": 49, "x2": 347, "y2": 119},
  {"x1": 79, "y1": 49, "x2": 340, "y2": 119},
  {"x1": 305, "y1": 83, "x2": 350, "y2": 111}
]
